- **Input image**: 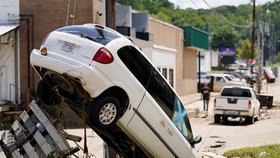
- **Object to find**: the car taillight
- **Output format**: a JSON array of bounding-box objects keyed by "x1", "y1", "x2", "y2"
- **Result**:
[
  {"x1": 93, "y1": 47, "x2": 114, "y2": 64},
  {"x1": 214, "y1": 98, "x2": 216, "y2": 107},
  {"x1": 248, "y1": 100, "x2": 252, "y2": 109}
]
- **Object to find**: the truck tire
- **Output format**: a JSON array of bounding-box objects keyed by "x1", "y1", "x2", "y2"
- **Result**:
[
  {"x1": 245, "y1": 115, "x2": 254, "y2": 124},
  {"x1": 255, "y1": 109, "x2": 261, "y2": 121},
  {"x1": 214, "y1": 115, "x2": 220, "y2": 123}
]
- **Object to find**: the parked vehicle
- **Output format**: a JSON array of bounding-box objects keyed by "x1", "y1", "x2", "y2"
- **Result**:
[
  {"x1": 263, "y1": 67, "x2": 275, "y2": 83},
  {"x1": 30, "y1": 24, "x2": 201, "y2": 158},
  {"x1": 213, "y1": 86, "x2": 260, "y2": 124},
  {"x1": 208, "y1": 74, "x2": 243, "y2": 92},
  {"x1": 224, "y1": 74, "x2": 247, "y2": 86},
  {"x1": 197, "y1": 71, "x2": 210, "y2": 83}
]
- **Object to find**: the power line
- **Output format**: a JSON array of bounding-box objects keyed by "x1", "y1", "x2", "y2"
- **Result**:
[
  {"x1": 201, "y1": 0, "x2": 253, "y2": 28},
  {"x1": 190, "y1": 0, "x2": 200, "y2": 9}
]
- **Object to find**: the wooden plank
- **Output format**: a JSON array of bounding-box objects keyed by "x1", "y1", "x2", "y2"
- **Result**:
[
  {"x1": 20, "y1": 111, "x2": 52, "y2": 157},
  {"x1": 29, "y1": 101, "x2": 69, "y2": 150},
  {"x1": 11, "y1": 120, "x2": 39, "y2": 158},
  {"x1": 11, "y1": 149, "x2": 22, "y2": 158}
]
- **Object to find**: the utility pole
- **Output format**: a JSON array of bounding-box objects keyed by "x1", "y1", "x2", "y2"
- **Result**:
[
  {"x1": 106, "y1": 0, "x2": 116, "y2": 30},
  {"x1": 251, "y1": 0, "x2": 256, "y2": 74},
  {"x1": 105, "y1": 1, "x2": 117, "y2": 157}
]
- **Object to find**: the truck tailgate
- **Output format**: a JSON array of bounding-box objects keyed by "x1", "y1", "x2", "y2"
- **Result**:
[{"x1": 216, "y1": 96, "x2": 250, "y2": 111}]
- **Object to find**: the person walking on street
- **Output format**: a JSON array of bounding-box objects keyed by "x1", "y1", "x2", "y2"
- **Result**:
[{"x1": 201, "y1": 83, "x2": 211, "y2": 112}]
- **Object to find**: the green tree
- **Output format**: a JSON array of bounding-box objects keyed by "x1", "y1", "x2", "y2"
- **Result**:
[
  {"x1": 210, "y1": 25, "x2": 240, "y2": 50},
  {"x1": 277, "y1": 52, "x2": 280, "y2": 62},
  {"x1": 237, "y1": 39, "x2": 258, "y2": 60}
]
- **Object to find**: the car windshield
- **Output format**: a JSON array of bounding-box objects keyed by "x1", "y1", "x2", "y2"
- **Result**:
[
  {"x1": 225, "y1": 76, "x2": 233, "y2": 81},
  {"x1": 57, "y1": 25, "x2": 121, "y2": 45},
  {"x1": 221, "y1": 88, "x2": 251, "y2": 97},
  {"x1": 172, "y1": 97, "x2": 193, "y2": 141}
]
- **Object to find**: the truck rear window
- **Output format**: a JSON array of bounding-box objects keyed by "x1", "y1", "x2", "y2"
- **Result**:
[{"x1": 221, "y1": 88, "x2": 251, "y2": 97}]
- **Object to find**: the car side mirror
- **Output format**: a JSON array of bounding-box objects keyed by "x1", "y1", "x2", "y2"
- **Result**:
[{"x1": 190, "y1": 135, "x2": 202, "y2": 147}]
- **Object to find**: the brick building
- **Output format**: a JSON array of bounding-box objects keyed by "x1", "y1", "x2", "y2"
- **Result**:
[{"x1": 19, "y1": 0, "x2": 105, "y2": 104}]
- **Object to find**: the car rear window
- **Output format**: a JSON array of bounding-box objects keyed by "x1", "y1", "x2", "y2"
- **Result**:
[
  {"x1": 57, "y1": 25, "x2": 121, "y2": 45},
  {"x1": 221, "y1": 88, "x2": 251, "y2": 97}
]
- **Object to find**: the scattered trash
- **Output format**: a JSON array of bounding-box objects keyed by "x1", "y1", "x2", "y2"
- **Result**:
[
  {"x1": 197, "y1": 111, "x2": 208, "y2": 118},
  {"x1": 201, "y1": 151, "x2": 227, "y2": 158},
  {"x1": 260, "y1": 107, "x2": 271, "y2": 120},
  {"x1": 210, "y1": 144, "x2": 222, "y2": 148},
  {"x1": 259, "y1": 151, "x2": 268, "y2": 157},
  {"x1": 1, "y1": 130, "x2": 15, "y2": 147},
  {"x1": 215, "y1": 140, "x2": 226, "y2": 144}
]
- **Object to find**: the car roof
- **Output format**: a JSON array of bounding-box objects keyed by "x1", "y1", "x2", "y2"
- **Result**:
[{"x1": 222, "y1": 85, "x2": 252, "y2": 90}]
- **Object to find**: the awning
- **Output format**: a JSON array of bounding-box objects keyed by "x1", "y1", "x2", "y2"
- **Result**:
[{"x1": 0, "y1": 25, "x2": 19, "y2": 36}]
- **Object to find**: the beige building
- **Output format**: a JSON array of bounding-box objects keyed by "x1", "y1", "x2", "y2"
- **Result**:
[
  {"x1": 149, "y1": 20, "x2": 209, "y2": 96},
  {"x1": 116, "y1": 4, "x2": 209, "y2": 96}
]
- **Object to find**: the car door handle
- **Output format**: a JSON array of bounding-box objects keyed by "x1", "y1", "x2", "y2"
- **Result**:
[{"x1": 160, "y1": 120, "x2": 167, "y2": 128}]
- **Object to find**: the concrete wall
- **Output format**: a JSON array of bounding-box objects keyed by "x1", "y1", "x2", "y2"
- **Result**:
[
  {"x1": 183, "y1": 48, "x2": 197, "y2": 95},
  {"x1": 149, "y1": 19, "x2": 184, "y2": 90},
  {"x1": 19, "y1": 0, "x2": 104, "y2": 104},
  {"x1": 149, "y1": 19, "x2": 195, "y2": 95},
  {"x1": 150, "y1": 18, "x2": 183, "y2": 49}
]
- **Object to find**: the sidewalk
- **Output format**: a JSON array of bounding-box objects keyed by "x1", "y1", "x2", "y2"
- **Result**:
[
  {"x1": 180, "y1": 92, "x2": 219, "y2": 105},
  {"x1": 180, "y1": 92, "x2": 219, "y2": 118}
]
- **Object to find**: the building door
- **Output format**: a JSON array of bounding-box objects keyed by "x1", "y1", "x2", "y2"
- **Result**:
[{"x1": 0, "y1": 66, "x2": 7, "y2": 102}]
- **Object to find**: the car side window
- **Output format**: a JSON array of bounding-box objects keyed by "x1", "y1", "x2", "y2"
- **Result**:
[
  {"x1": 118, "y1": 45, "x2": 193, "y2": 143},
  {"x1": 117, "y1": 46, "x2": 152, "y2": 87},
  {"x1": 117, "y1": 46, "x2": 175, "y2": 117},
  {"x1": 216, "y1": 77, "x2": 224, "y2": 82}
]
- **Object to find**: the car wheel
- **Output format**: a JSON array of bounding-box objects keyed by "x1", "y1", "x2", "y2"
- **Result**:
[
  {"x1": 222, "y1": 116, "x2": 228, "y2": 122},
  {"x1": 89, "y1": 96, "x2": 121, "y2": 130},
  {"x1": 214, "y1": 115, "x2": 220, "y2": 123},
  {"x1": 245, "y1": 115, "x2": 255, "y2": 124}
]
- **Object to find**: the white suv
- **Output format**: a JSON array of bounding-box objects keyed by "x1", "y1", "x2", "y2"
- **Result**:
[{"x1": 30, "y1": 24, "x2": 201, "y2": 158}]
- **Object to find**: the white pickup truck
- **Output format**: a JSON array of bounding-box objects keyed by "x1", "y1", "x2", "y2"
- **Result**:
[{"x1": 213, "y1": 86, "x2": 260, "y2": 124}]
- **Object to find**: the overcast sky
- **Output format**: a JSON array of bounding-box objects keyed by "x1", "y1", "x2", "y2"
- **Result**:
[{"x1": 168, "y1": 0, "x2": 275, "y2": 9}]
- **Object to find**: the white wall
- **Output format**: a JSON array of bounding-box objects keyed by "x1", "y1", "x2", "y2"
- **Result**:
[
  {"x1": 197, "y1": 50, "x2": 219, "y2": 73},
  {"x1": 0, "y1": 31, "x2": 16, "y2": 103},
  {"x1": 211, "y1": 50, "x2": 219, "y2": 67},
  {"x1": 0, "y1": 0, "x2": 19, "y2": 24},
  {"x1": 197, "y1": 51, "x2": 211, "y2": 72},
  {"x1": 142, "y1": 44, "x2": 176, "y2": 90},
  {"x1": 0, "y1": 0, "x2": 19, "y2": 104}
]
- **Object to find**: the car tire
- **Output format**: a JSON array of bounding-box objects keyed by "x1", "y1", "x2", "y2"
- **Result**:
[
  {"x1": 214, "y1": 115, "x2": 220, "y2": 123},
  {"x1": 89, "y1": 96, "x2": 121, "y2": 130},
  {"x1": 222, "y1": 116, "x2": 228, "y2": 122}
]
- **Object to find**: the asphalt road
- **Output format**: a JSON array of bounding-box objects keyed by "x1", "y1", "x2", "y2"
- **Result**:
[{"x1": 188, "y1": 79, "x2": 280, "y2": 156}]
